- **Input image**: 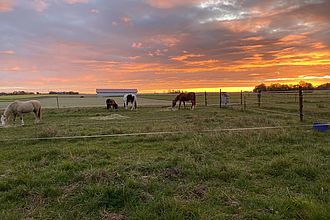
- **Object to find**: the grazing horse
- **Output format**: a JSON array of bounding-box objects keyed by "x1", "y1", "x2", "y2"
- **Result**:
[
  {"x1": 1, "y1": 100, "x2": 42, "y2": 126},
  {"x1": 106, "y1": 98, "x2": 118, "y2": 110},
  {"x1": 123, "y1": 93, "x2": 137, "y2": 110},
  {"x1": 172, "y1": 92, "x2": 196, "y2": 110}
]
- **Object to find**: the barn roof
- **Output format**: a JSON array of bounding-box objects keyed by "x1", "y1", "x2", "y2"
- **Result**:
[{"x1": 96, "y1": 89, "x2": 138, "y2": 93}]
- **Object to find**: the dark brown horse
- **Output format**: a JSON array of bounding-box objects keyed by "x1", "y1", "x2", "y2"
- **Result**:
[
  {"x1": 106, "y1": 99, "x2": 118, "y2": 110},
  {"x1": 172, "y1": 92, "x2": 196, "y2": 110}
]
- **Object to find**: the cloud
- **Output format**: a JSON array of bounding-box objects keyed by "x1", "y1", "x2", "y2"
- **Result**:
[
  {"x1": 0, "y1": 50, "x2": 15, "y2": 55},
  {"x1": 90, "y1": 9, "x2": 99, "y2": 14},
  {"x1": 32, "y1": 0, "x2": 49, "y2": 12},
  {"x1": 64, "y1": 0, "x2": 89, "y2": 4},
  {"x1": 121, "y1": 16, "x2": 131, "y2": 23},
  {"x1": 171, "y1": 53, "x2": 204, "y2": 62},
  {"x1": 265, "y1": 75, "x2": 330, "y2": 81},
  {"x1": 148, "y1": 34, "x2": 181, "y2": 47},
  {"x1": 0, "y1": 0, "x2": 15, "y2": 12},
  {"x1": 145, "y1": 0, "x2": 201, "y2": 9},
  {"x1": 278, "y1": 34, "x2": 307, "y2": 43},
  {"x1": 132, "y1": 42, "x2": 143, "y2": 48}
]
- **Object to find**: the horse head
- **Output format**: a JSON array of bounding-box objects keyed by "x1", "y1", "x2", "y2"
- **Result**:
[
  {"x1": 1, "y1": 114, "x2": 7, "y2": 126},
  {"x1": 172, "y1": 100, "x2": 177, "y2": 108}
]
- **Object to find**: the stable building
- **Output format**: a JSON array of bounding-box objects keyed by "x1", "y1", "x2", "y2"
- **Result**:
[{"x1": 96, "y1": 89, "x2": 138, "y2": 97}]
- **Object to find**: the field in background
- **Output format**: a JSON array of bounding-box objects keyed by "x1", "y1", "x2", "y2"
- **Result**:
[
  {"x1": 0, "y1": 93, "x2": 329, "y2": 219},
  {"x1": 1, "y1": 91, "x2": 328, "y2": 122},
  {"x1": 0, "y1": 94, "x2": 171, "y2": 109}
]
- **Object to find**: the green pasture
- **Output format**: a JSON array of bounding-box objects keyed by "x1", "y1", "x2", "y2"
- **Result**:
[
  {"x1": 0, "y1": 94, "x2": 329, "y2": 219},
  {"x1": 0, "y1": 94, "x2": 56, "y2": 102}
]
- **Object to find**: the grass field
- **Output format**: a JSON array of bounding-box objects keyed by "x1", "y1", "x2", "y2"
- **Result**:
[{"x1": 0, "y1": 94, "x2": 330, "y2": 219}]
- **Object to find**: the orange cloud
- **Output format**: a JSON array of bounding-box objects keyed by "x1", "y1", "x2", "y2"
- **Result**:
[
  {"x1": 145, "y1": 0, "x2": 200, "y2": 9},
  {"x1": 149, "y1": 34, "x2": 181, "y2": 47},
  {"x1": 311, "y1": 42, "x2": 327, "y2": 49},
  {"x1": 242, "y1": 36, "x2": 264, "y2": 41},
  {"x1": 220, "y1": 18, "x2": 271, "y2": 33},
  {"x1": 241, "y1": 45, "x2": 263, "y2": 51},
  {"x1": 171, "y1": 53, "x2": 204, "y2": 62},
  {"x1": 278, "y1": 34, "x2": 307, "y2": 43}
]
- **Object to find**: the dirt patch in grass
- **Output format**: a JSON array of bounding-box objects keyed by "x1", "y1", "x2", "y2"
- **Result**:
[
  {"x1": 192, "y1": 185, "x2": 208, "y2": 199},
  {"x1": 163, "y1": 167, "x2": 180, "y2": 178},
  {"x1": 101, "y1": 210, "x2": 128, "y2": 220},
  {"x1": 89, "y1": 114, "x2": 129, "y2": 121},
  {"x1": 159, "y1": 107, "x2": 175, "y2": 111}
]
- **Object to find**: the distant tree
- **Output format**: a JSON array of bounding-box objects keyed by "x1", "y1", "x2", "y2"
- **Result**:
[
  {"x1": 253, "y1": 81, "x2": 316, "y2": 92},
  {"x1": 298, "y1": 81, "x2": 314, "y2": 90},
  {"x1": 49, "y1": 91, "x2": 79, "y2": 95},
  {"x1": 316, "y1": 83, "x2": 330, "y2": 90},
  {"x1": 268, "y1": 83, "x2": 286, "y2": 91},
  {"x1": 253, "y1": 83, "x2": 267, "y2": 92}
]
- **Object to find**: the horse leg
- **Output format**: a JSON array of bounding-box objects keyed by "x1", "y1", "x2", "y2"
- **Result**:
[
  {"x1": 33, "y1": 111, "x2": 39, "y2": 123},
  {"x1": 183, "y1": 101, "x2": 186, "y2": 108},
  {"x1": 13, "y1": 113, "x2": 17, "y2": 126},
  {"x1": 21, "y1": 115, "x2": 25, "y2": 126},
  {"x1": 179, "y1": 101, "x2": 181, "y2": 110},
  {"x1": 17, "y1": 113, "x2": 24, "y2": 126}
]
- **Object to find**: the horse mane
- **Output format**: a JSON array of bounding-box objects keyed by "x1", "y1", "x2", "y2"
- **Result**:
[
  {"x1": 174, "y1": 93, "x2": 183, "y2": 102},
  {"x1": 4, "y1": 101, "x2": 18, "y2": 116}
]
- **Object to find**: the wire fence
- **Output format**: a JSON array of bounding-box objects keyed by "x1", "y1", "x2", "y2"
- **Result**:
[
  {"x1": 200, "y1": 89, "x2": 330, "y2": 123},
  {"x1": 0, "y1": 90, "x2": 329, "y2": 123}
]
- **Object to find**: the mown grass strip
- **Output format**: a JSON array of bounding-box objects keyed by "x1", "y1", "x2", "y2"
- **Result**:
[{"x1": 0, "y1": 124, "x2": 319, "y2": 142}]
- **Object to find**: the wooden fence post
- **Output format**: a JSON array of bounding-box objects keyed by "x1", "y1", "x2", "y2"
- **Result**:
[
  {"x1": 56, "y1": 96, "x2": 60, "y2": 109},
  {"x1": 244, "y1": 94, "x2": 247, "y2": 111},
  {"x1": 204, "y1": 91, "x2": 207, "y2": 107},
  {"x1": 257, "y1": 90, "x2": 261, "y2": 107},
  {"x1": 299, "y1": 86, "x2": 303, "y2": 122},
  {"x1": 219, "y1": 89, "x2": 222, "y2": 108},
  {"x1": 240, "y1": 90, "x2": 243, "y2": 106}
]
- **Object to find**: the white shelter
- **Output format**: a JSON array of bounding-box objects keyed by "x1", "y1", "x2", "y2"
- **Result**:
[{"x1": 96, "y1": 89, "x2": 138, "y2": 97}]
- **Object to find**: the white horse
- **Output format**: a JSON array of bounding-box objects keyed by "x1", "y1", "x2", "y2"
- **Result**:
[
  {"x1": 123, "y1": 93, "x2": 137, "y2": 110},
  {"x1": 1, "y1": 100, "x2": 42, "y2": 126}
]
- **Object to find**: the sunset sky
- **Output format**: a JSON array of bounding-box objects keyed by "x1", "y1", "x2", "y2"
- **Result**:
[{"x1": 1, "y1": 0, "x2": 330, "y2": 93}]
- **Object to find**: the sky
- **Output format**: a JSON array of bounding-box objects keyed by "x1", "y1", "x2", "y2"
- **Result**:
[{"x1": 1, "y1": 0, "x2": 330, "y2": 93}]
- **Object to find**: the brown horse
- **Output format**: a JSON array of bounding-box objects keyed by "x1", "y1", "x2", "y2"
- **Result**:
[
  {"x1": 106, "y1": 99, "x2": 118, "y2": 110},
  {"x1": 172, "y1": 92, "x2": 196, "y2": 110}
]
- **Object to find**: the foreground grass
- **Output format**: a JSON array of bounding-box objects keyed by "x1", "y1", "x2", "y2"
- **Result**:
[{"x1": 0, "y1": 106, "x2": 329, "y2": 219}]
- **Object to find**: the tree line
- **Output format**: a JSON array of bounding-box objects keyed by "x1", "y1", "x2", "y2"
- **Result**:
[
  {"x1": 0, "y1": 91, "x2": 79, "y2": 96},
  {"x1": 0, "y1": 91, "x2": 35, "y2": 96},
  {"x1": 253, "y1": 81, "x2": 330, "y2": 92}
]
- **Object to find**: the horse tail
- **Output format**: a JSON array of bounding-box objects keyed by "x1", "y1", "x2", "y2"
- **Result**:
[
  {"x1": 134, "y1": 100, "x2": 137, "y2": 109},
  {"x1": 38, "y1": 106, "x2": 42, "y2": 121},
  {"x1": 193, "y1": 93, "x2": 196, "y2": 106}
]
